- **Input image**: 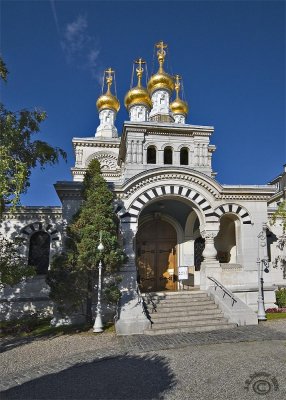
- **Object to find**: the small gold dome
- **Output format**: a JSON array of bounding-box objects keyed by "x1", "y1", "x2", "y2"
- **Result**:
[
  {"x1": 125, "y1": 59, "x2": 151, "y2": 110},
  {"x1": 147, "y1": 41, "x2": 174, "y2": 95},
  {"x1": 170, "y1": 98, "x2": 188, "y2": 115},
  {"x1": 147, "y1": 71, "x2": 175, "y2": 95},
  {"x1": 170, "y1": 74, "x2": 188, "y2": 115},
  {"x1": 96, "y1": 92, "x2": 120, "y2": 113},
  {"x1": 96, "y1": 67, "x2": 120, "y2": 113},
  {"x1": 124, "y1": 86, "x2": 152, "y2": 110}
]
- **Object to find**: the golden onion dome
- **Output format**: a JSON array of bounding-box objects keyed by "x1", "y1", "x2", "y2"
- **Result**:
[
  {"x1": 124, "y1": 86, "x2": 152, "y2": 110},
  {"x1": 170, "y1": 74, "x2": 188, "y2": 115},
  {"x1": 96, "y1": 92, "x2": 120, "y2": 113},
  {"x1": 147, "y1": 41, "x2": 175, "y2": 95},
  {"x1": 96, "y1": 68, "x2": 120, "y2": 113},
  {"x1": 124, "y1": 58, "x2": 152, "y2": 110},
  {"x1": 170, "y1": 98, "x2": 188, "y2": 115}
]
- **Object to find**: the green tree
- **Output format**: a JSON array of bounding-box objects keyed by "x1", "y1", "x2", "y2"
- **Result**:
[
  {"x1": 0, "y1": 235, "x2": 35, "y2": 286},
  {"x1": 0, "y1": 57, "x2": 66, "y2": 214},
  {"x1": 47, "y1": 159, "x2": 125, "y2": 323}
]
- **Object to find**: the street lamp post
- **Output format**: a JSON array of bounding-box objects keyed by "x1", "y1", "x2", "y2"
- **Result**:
[
  {"x1": 257, "y1": 223, "x2": 270, "y2": 321},
  {"x1": 93, "y1": 231, "x2": 104, "y2": 333}
]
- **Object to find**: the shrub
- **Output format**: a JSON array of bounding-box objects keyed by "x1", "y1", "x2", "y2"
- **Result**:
[{"x1": 275, "y1": 288, "x2": 286, "y2": 308}]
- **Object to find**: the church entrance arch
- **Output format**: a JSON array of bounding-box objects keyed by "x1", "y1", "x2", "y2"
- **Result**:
[{"x1": 136, "y1": 218, "x2": 177, "y2": 292}]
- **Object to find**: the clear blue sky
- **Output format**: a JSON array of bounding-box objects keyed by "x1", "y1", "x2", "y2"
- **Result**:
[{"x1": 1, "y1": 0, "x2": 285, "y2": 206}]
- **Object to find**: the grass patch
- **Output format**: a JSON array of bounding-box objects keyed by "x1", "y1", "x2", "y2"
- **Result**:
[
  {"x1": 266, "y1": 312, "x2": 286, "y2": 320},
  {"x1": 0, "y1": 315, "x2": 115, "y2": 338},
  {"x1": 0, "y1": 315, "x2": 91, "y2": 338}
]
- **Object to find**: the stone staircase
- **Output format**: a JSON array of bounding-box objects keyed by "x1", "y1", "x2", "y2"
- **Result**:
[{"x1": 142, "y1": 291, "x2": 237, "y2": 335}]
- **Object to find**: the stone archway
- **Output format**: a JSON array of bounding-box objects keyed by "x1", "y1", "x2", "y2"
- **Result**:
[{"x1": 136, "y1": 218, "x2": 177, "y2": 292}]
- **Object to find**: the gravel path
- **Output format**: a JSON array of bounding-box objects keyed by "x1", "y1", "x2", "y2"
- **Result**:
[{"x1": 1, "y1": 319, "x2": 286, "y2": 396}]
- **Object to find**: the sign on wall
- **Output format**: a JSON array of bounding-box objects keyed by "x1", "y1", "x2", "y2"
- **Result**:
[{"x1": 178, "y1": 266, "x2": 188, "y2": 280}]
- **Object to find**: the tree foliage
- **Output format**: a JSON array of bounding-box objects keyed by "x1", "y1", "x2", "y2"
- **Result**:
[
  {"x1": 47, "y1": 159, "x2": 125, "y2": 322},
  {"x1": 0, "y1": 57, "x2": 66, "y2": 214},
  {"x1": 0, "y1": 234, "x2": 35, "y2": 286}
]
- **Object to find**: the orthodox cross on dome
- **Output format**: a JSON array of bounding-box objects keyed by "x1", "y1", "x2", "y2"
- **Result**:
[
  {"x1": 174, "y1": 74, "x2": 182, "y2": 98},
  {"x1": 104, "y1": 67, "x2": 114, "y2": 94},
  {"x1": 135, "y1": 58, "x2": 146, "y2": 87},
  {"x1": 156, "y1": 40, "x2": 168, "y2": 72}
]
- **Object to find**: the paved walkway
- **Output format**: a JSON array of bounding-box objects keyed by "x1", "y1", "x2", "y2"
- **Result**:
[{"x1": 1, "y1": 320, "x2": 286, "y2": 399}]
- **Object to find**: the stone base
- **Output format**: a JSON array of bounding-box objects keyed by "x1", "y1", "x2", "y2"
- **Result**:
[
  {"x1": 200, "y1": 261, "x2": 221, "y2": 290},
  {"x1": 115, "y1": 293, "x2": 150, "y2": 335}
]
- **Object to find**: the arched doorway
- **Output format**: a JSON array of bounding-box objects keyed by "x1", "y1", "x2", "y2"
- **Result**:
[
  {"x1": 136, "y1": 218, "x2": 177, "y2": 292},
  {"x1": 28, "y1": 231, "x2": 51, "y2": 275}
]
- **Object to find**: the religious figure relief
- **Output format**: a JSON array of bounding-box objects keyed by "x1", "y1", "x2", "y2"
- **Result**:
[
  {"x1": 175, "y1": 115, "x2": 184, "y2": 124},
  {"x1": 75, "y1": 149, "x2": 83, "y2": 166},
  {"x1": 137, "y1": 106, "x2": 144, "y2": 121},
  {"x1": 99, "y1": 110, "x2": 114, "y2": 128}
]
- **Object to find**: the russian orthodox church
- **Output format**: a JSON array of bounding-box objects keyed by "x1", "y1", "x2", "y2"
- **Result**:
[{"x1": 1, "y1": 42, "x2": 285, "y2": 335}]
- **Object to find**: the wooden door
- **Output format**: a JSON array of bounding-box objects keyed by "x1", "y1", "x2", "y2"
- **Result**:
[{"x1": 136, "y1": 219, "x2": 177, "y2": 292}]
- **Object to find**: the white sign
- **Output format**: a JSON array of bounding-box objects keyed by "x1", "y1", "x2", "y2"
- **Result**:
[{"x1": 178, "y1": 266, "x2": 188, "y2": 280}]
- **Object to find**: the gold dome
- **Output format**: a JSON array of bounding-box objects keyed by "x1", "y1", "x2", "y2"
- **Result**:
[
  {"x1": 96, "y1": 68, "x2": 120, "y2": 113},
  {"x1": 170, "y1": 98, "x2": 188, "y2": 115},
  {"x1": 147, "y1": 41, "x2": 175, "y2": 95},
  {"x1": 125, "y1": 58, "x2": 152, "y2": 110},
  {"x1": 96, "y1": 93, "x2": 120, "y2": 113},
  {"x1": 170, "y1": 74, "x2": 188, "y2": 115}
]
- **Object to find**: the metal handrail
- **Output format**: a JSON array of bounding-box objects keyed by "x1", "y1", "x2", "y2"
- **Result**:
[{"x1": 207, "y1": 276, "x2": 237, "y2": 307}]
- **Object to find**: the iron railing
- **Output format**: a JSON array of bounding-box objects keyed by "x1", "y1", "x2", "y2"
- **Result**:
[{"x1": 207, "y1": 276, "x2": 237, "y2": 307}]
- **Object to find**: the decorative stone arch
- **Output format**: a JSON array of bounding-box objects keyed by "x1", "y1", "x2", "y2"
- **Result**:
[
  {"x1": 143, "y1": 142, "x2": 158, "y2": 150},
  {"x1": 118, "y1": 184, "x2": 217, "y2": 226},
  {"x1": 85, "y1": 151, "x2": 118, "y2": 171},
  {"x1": 20, "y1": 222, "x2": 60, "y2": 241},
  {"x1": 214, "y1": 203, "x2": 252, "y2": 224},
  {"x1": 177, "y1": 143, "x2": 194, "y2": 151},
  {"x1": 160, "y1": 143, "x2": 175, "y2": 151},
  {"x1": 122, "y1": 168, "x2": 222, "y2": 201}
]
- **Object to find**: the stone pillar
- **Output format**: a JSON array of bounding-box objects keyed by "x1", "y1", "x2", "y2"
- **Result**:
[
  {"x1": 200, "y1": 229, "x2": 221, "y2": 290},
  {"x1": 202, "y1": 231, "x2": 217, "y2": 261},
  {"x1": 115, "y1": 222, "x2": 150, "y2": 335}
]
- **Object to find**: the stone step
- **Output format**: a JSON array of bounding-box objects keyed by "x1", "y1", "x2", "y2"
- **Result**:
[
  {"x1": 143, "y1": 295, "x2": 209, "y2": 303},
  {"x1": 144, "y1": 323, "x2": 237, "y2": 336},
  {"x1": 146, "y1": 299, "x2": 214, "y2": 308},
  {"x1": 145, "y1": 303, "x2": 219, "y2": 313},
  {"x1": 150, "y1": 308, "x2": 223, "y2": 320},
  {"x1": 150, "y1": 314, "x2": 225, "y2": 325},
  {"x1": 142, "y1": 291, "x2": 208, "y2": 299},
  {"x1": 150, "y1": 316, "x2": 227, "y2": 329},
  {"x1": 146, "y1": 298, "x2": 213, "y2": 306}
]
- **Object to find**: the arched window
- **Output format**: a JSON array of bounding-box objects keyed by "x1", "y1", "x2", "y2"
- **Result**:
[
  {"x1": 164, "y1": 146, "x2": 173, "y2": 164},
  {"x1": 147, "y1": 146, "x2": 157, "y2": 164},
  {"x1": 215, "y1": 214, "x2": 240, "y2": 264},
  {"x1": 28, "y1": 232, "x2": 51, "y2": 275},
  {"x1": 180, "y1": 147, "x2": 188, "y2": 165}
]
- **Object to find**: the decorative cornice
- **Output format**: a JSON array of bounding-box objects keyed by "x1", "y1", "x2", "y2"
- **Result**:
[
  {"x1": 72, "y1": 137, "x2": 121, "y2": 149},
  {"x1": 1, "y1": 207, "x2": 62, "y2": 220},
  {"x1": 71, "y1": 167, "x2": 122, "y2": 178}
]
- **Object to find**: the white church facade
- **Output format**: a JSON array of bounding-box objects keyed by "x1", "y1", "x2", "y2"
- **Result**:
[{"x1": 1, "y1": 42, "x2": 285, "y2": 335}]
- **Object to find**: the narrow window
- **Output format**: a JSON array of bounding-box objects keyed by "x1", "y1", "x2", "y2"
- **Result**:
[
  {"x1": 147, "y1": 146, "x2": 156, "y2": 164},
  {"x1": 164, "y1": 147, "x2": 173, "y2": 164},
  {"x1": 28, "y1": 232, "x2": 50, "y2": 274},
  {"x1": 180, "y1": 147, "x2": 189, "y2": 165}
]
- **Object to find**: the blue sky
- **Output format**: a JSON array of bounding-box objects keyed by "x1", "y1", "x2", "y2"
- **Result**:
[{"x1": 1, "y1": 0, "x2": 285, "y2": 206}]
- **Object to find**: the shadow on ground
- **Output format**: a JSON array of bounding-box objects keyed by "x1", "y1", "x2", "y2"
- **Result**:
[{"x1": 1, "y1": 354, "x2": 177, "y2": 400}]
